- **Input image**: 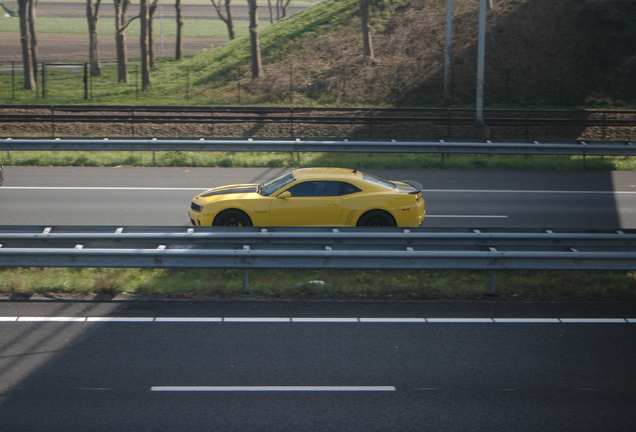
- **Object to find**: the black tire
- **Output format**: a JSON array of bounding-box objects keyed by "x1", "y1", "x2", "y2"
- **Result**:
[
  {"x1": 213, "y1": 210, "x2": 253, "y2": 227},
  {"x1": 356, "y1": 210, "x2": 396, "y2": 227}
]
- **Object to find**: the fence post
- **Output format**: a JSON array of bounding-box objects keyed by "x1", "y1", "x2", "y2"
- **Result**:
[
  {"x1": 237, "y1": 68, "x2": 241, "y2": 104},
  {"x1": 186, "y1": 66, "x2": 190, "y2": 100},
  {"x1": 342, "y1": 64, "x2": 346, "y2": 105},
  {"x1": 41, "y1": 62, "x2": 46, "y2": 99},
  {"x1": 290, "y1": 62, "x2": 293, "y2": 106},
  {"x1": 50, "y1": 105, "x2": 55, "y2": 137},
  {"x1": 84, "y1": 63, "x2": 89, "y2": 100},
  {"x1": 11, "y1": 61, "x2": 15, "y2": 99}
]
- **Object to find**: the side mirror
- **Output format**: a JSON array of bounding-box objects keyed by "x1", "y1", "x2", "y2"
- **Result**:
[{"x1": 277, "y1": 191, "x2": 292, "y2": 199}]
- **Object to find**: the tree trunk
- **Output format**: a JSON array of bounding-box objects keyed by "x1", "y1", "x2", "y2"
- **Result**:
[
  {"x1": 360, "y1": 0, "x2": 374, "y2": 60},
  {"x1": 86, "y1": 0, "x2": 102, "y2": 76},
  {"x1": 148, "y1": 0, "x2": 159, "y2": 68},
  {"x1": 247, "y1": 0, "x2": 262, "y2": 78},
  {"x1": 210, "y1": 0, "x2": 235, "y2": 40},
  {"x1": 280, "y1": 0, "x2": 290, "y2": 18},
  {"x1": 266, "y1": 0, "x2": 273, "y2": 23},
  {"x1": 114, "y1": 0, "x2": 130, "y2": 83},
  {"x1": 175, "y1": 0, "x2": 183, "y2": 60},
  {"x1": 17, "y1": 0, "x2": 36, "y2": 90},
  {"x1": 27, "y1": 0, "x2": 37, "y2": 81},
  {"x1": 140, "y1": 0, "x2": 152, "y2": 90}
]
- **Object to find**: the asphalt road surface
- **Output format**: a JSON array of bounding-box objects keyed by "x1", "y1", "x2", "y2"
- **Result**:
[
  {"x1": 1, "y1": 166, "x2": 635, "y2": 228},
  {"x1": 0, "y1": 300, "x2": 635, "y2": 431}
]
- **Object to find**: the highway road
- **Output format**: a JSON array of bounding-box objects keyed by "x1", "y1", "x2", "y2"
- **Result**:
[
  {"x1": 1, "y1": 166, "x2": 635, "y2": 228},
  {"x1": 0, "y1": 300, "x2": 635, "y2": 431}
]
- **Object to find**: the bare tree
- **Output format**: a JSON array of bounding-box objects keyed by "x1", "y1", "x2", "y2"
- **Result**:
[
  {"x1": 139, "y1": 0, "x2": 152, "y2": 90},
  {"x1": 113, "y1": 0, "x2": 135, "y2": 83},
  {"x1": 17, "y1": 0, "x2": 37, "y2": 90},
  {"x1": 360, "y1": 0, "x2": 374, "y2": 59},
  {"x1": 247, "y1": 0, "x2": 263, "y2": 78},
  {"x1": 175, "y1": 0, "x2": 184, "y2": 60},
  {"x1": 210, "y1": 0, "x2": 235, "y2": 40},
  {"x1": 277, "y1": 0, "x2": 291, "y2": 19},
  {"x1": 86, "y1": 0, "x2": 102, "y2": 76}
]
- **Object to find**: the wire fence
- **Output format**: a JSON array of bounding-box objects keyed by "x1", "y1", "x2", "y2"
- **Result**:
[{"x1": 2, "y1": 58, "x2": 634, "y2": 108}]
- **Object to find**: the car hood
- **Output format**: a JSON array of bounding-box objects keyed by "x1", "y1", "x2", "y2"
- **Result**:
[{"x1": 196, "y1": 183, "x2": 260, "y2": 199}]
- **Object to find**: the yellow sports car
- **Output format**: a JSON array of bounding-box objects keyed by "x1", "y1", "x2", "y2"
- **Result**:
[{"x1": 189, "y1": 168, "x2": 425, "y2": 227}]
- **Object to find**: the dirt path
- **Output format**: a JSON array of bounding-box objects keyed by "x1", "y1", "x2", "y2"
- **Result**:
[{"x1": 1, "y1": 32, "x2": 225, "y2": 64}]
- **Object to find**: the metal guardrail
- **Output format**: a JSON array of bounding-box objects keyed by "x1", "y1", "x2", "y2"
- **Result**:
[
  {"x1": 1, "y1": 226, "x2": 634, "y2": 271},
  {"x1": 1, "y1": 137, "x2": 635, "y2": 156}
]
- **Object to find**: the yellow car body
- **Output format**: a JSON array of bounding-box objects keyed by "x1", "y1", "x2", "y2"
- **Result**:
[{"x1": 189, "y1": 168, "x2": 425, "y2": 227}]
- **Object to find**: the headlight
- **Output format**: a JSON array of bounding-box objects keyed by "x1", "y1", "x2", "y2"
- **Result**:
[{"x1": 191, "y1": 202, "x2": 204, "y2": 212}]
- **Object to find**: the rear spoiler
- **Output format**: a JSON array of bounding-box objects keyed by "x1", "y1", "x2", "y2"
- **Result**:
[{"x1": 403, "y1": 180, "x2": 423, "y2": 194}]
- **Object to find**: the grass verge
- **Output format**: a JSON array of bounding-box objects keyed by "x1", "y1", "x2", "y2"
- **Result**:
[
  {"x1": 4, "y1": 150, "x2": 635, "y2": 171},
  {"x1": 1, "y1": 268, "x2": 635, "y2": 301}
]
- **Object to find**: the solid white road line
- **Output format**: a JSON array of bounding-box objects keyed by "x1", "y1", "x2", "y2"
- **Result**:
[
  {"x1": 5, "y1": 187, "x2": 636, "y2": 195},
  {"x1": 150, "y1": 386, "x2": 396, "y2": 392},
  {"x1": 3, "y1": 316, "x2": 633, "y2": 323},
  {"x1": 426, "y1": 215, "x2": 508, "y2": 218}
]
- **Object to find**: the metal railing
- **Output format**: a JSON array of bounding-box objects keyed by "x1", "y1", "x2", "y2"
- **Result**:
[
  {"x1": 2, "y1": 137, "x2": 635, "y2": 156},
  {"x1": 1, "y1": 226, "x2": 634, "y2": 272}
]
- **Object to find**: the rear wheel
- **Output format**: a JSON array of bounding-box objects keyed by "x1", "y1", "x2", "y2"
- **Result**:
[
  {"x1": 213, "y1": 210, "x2": 253, "y2": 226},
  {"x1": 356, "y1": 210, "x2": 396, "y2": 227}
]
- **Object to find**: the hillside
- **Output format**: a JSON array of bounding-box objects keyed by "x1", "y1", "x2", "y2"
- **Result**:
[{"x1": 151, "y1": 0, "x2": 636, "y2": 108}]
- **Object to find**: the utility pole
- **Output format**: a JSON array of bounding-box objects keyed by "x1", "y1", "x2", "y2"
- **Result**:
[
  {"x1": 442, "y1": 0, "x2": 453, "y2": 107},
  {"x1": 475, "y1": 0, "x2": 488, "y2": 137}
]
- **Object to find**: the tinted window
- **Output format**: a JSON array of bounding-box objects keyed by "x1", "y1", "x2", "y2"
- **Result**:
[
  {"x1": 340, "y1": 182, "x2": 362, "y2": 195},
  {"x1": 288, "y1": 181, "x2": 340, "y2": 197}
]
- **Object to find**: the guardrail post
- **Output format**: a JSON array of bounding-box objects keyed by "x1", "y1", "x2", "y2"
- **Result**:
[
  {"x1": 489, "y1": 270, "x2": 496, "y2": 295},
  {"x1": 242, "y1": 269, "x2": 249, "y2": 294}
]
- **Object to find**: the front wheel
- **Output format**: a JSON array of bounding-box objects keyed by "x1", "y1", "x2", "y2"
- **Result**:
[
  {"x1": 213, "y1": 210, "x2": 253, "y2": 226},
  {"x1": 356, "y1": 210, "x2": 396, "y2": 227}
]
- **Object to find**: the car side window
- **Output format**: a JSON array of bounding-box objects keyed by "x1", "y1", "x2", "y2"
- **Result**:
[
  {"x1": 340, "y1": 182, "x2": 362, "y2": 196},
  {"x1": 288, "y1": 181, "x2": 340, "y2": 197}
]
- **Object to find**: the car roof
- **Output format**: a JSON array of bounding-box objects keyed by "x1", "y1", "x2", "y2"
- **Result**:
[{"x1": 291, "y1": 168, "x2": 363, "y2": 181}]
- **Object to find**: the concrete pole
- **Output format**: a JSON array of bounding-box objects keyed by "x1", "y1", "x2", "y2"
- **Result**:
[
  {"x1": 475, "y1": 0, "x2": 487, "y2": 129},
  {"x1": 442, "y1": 0, "x2": 453, "y2": 107}
]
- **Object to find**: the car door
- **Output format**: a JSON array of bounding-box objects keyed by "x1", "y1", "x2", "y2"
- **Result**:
[{"x1": 269, "y1": 180, "x2": 343, "y2": 226}]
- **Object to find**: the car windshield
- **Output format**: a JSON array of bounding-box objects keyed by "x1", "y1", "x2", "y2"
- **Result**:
[
  {"x1": 259, "y1": 172, "x2": 296, "y2": 196},
  {"x1": 362, "y1": 172, "x2": 396, "y2": 189}
]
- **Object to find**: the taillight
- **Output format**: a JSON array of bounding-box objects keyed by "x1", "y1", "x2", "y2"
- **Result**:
[{"x1": 415, "y1": 194, "x2": 422, "y2": 204}]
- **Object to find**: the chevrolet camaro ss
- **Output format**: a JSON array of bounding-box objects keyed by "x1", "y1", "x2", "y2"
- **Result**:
[{"x1": 189, "y1": 168, "x2": 425, "y2": 227}]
